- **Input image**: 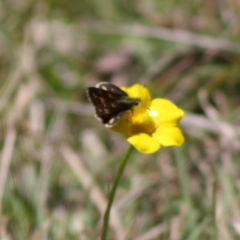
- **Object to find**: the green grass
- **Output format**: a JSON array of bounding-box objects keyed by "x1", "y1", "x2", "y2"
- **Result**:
[{"x1": 1, "y1": 0, "x2": 240, "y2": 239}]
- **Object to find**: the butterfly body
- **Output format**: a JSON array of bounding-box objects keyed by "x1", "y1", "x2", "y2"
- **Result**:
[{"x1": 87, "y1": 82, "x2": 140, "y2": 127}]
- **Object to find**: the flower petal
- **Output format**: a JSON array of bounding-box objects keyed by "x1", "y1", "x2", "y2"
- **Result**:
[
  {"x1": 127, "y1": 133, "x2": 160, "y2": 154},
  {"x1": 152, "y1": 127, "x2": 184, "y2": 146},
  {"x1": 150, "y1": 99, "x2": 184, "y2": 126},
  {"x1": 110, "y1": 113, "x2": 129, "y2": 133},
  {"x1": 121, "y1": 84, "x2": 151, "y2": 108}
]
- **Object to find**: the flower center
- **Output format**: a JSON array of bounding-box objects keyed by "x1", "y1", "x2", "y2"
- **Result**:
[{"x1": 127, "y1": 108, "x2": 158, "y2": 136}]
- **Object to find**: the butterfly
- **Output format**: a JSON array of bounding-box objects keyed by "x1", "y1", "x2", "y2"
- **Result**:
[{"x1": 87, "y1": 82, "x2": 140, "y2": 127}]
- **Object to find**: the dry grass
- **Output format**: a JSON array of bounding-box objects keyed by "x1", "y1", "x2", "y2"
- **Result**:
[{"x1": 1, "y1": 0, "x2": 240, "y2": 239}]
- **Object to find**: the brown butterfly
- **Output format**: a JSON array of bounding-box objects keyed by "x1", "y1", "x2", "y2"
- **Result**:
[{"x1": 87, "y1": 82, "x2": 140, "y2": 127}]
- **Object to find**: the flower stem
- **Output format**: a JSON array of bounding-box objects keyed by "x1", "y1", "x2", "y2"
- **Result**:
[{"x1": 101, "y1": 145, "x2": 134, "y2": 240}]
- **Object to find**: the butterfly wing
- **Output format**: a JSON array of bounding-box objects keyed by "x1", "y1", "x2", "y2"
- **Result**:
[
  {"x1": 96, "y1": 82, "x2": 128, "y2": 96},
  {"x1": 95, "y1": 102, "x2": 130, "y2": 127},
  {"x1": 87, "y1": 82, "x2": 140, "y2": 127},
  {"x1": 87, "y1": 87, "x2": 132, "y2": 126}
]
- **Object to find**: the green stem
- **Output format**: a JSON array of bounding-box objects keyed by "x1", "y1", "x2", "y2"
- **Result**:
[{"x1": 101, "y1": 145, "x2": 134, "y2": 240}]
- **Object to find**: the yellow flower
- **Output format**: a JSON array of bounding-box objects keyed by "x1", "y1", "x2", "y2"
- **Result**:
[{"x1": 111, "y1": 84, "x2": 184, "y2": 154}]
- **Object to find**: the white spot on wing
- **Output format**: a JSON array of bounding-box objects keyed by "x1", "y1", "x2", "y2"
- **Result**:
[{"x1": 96, "y1": 82, "x2": 109, "y2": 88}]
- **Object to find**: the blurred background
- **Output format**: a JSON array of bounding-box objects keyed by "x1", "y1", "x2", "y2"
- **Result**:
[{"x1": 1, "y1": 0, "x2": 240, "y2": 239}]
